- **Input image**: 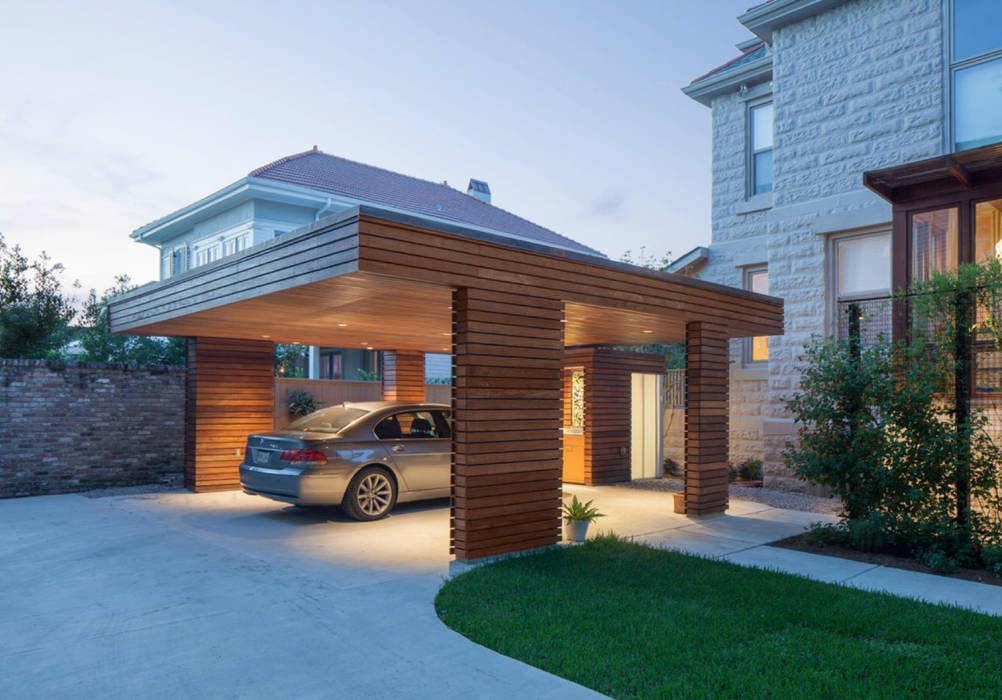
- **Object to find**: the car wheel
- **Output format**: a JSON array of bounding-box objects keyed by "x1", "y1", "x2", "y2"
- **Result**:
[{"x1": 342, "y1": 466, "x2": 397, "y2": 521}]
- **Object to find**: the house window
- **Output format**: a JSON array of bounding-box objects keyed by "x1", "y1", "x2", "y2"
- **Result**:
[
  {"x1": 951, "y1": 0, "x2": 1002, "y2": 150},
  {"x1": 319, "y1": 351, "x2": 343, "y2": 379},
  {"x1": 748, "y1": 101, "x2": 774, "y2": 196},
  {"x1": 910, "y1": 207, "x2": 958, "y2": 284},
  {"x1": 743, "y1": 266, "x2": 769, "y2": 364},
  {"x1": 830, "y1": 230, "x2": 891, "y2": 342},
  {"x1": 171, "y1": 248, "x2": 186, "y2": 276}
]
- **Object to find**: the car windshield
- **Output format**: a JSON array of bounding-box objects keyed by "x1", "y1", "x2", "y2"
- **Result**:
[{"x1": 286, "y1": 406, "x2": 368, "y2": 434}]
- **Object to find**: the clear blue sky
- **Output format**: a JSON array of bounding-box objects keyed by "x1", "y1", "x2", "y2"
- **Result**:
[{"x1": 0, "y1": 0, "x2": 754, "y2": 294}]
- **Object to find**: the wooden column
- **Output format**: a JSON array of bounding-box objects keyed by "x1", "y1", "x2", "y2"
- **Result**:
[
  {"x1": 185, "y1": 337, "x2": 274, "y2": 492},
  {"x1": 684, "y1": 322, "x2": 729, "y2": 514},
  {"x1": 451, "y1": 287, "x2": 564, "y2": 561},
  {"x1": 382, "y1": 350, "x2": 426, "y2": 402}
]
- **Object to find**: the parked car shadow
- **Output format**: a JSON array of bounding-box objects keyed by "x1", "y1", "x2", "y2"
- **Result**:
[{"x1": 259, "y1": 497, "x2": 452, "y2": 525}]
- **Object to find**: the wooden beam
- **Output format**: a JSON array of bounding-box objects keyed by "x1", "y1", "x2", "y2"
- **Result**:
[
  {"x1": 451, "y1": 288, "x2": 564, "y2": 561},
  {"x1": 185, "y1": 337, "x2": 274, "y2": 492},
  {"x1": 683, "y1": 323, "x2": 729, "y2": 515},
  {"x1": 947, "y1": 157, "x2": 972, "y2": 189}
]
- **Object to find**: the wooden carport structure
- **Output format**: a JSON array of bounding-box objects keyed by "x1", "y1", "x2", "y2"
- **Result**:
[{"x1": 110, "y1": 206, "x2": 783, "y2": 560}]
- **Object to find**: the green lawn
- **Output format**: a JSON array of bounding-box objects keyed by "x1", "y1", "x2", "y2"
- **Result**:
[{"x1": 435, "y1": 536, "x2": 1002, "y2": 699}]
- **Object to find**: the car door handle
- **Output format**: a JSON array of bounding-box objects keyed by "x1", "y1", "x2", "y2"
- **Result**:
[{"x1": 392, "y1": 444, "x2": 405, "y2": 452}]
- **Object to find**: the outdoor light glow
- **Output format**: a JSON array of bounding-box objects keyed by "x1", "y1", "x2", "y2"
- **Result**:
[
  {"x1": 643, "y1": 329, "x2": 653, "y2": 333},
  {"x1": 261, "y1": 334, "x2": 270, "y2": 338},
  {"x1": 337, "y1": 323, "x2": 347, "y2": 327}
]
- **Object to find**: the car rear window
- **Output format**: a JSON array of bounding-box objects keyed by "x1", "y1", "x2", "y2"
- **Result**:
[{"x1": 286, "y1": 406, "x2": 368, "y2": 434}]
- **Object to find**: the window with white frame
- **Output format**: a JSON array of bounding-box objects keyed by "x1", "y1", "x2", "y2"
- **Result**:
[
  {"x1": 748, "y1": 100, "x2": 774, "y2": 196},
  {"x1": 951, "y1": 0, "x2": 1002, "y2": 150},
  {"x1": 743, "y1": 266, "x2": 769, "y2": 364},
  {"x1": 171, "y1": 248, "x2": 186, "y2": 276},
  {"x1": 829, "y1": 229, "x2": 891, "y2": 344}
]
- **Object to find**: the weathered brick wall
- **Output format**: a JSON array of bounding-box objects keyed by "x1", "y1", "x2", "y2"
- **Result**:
[
  {"x1": 0, "y1": 360, "x2": 185, "y2": 497},
  {"x1": 697, "y1": 0, "x2": 946, "y2": 490}
]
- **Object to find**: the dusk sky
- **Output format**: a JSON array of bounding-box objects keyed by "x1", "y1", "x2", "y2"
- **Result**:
[{"x1": 1, "y1": 0, "x2": 754, "y2": 295}]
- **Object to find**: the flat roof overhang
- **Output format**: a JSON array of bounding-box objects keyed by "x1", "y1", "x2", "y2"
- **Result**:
[
  {"x1": 865, "y1": 143, "x2": 1002, "y2": 204},
  {"x1": 110, "y1": 205, "x2": 783, "y2": 349}
]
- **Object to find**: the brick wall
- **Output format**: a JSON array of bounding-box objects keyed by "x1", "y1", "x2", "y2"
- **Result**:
[
  {"x1": 696, "y1": 0, "x2": 946, "y2": 490},
  {"x1": 0, "y1": 359, "x2": 185, "y2": 497}
]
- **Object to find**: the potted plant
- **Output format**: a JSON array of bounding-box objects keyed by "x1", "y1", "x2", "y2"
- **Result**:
[{"x1": 562, "y1": 495, "x2": 605, "y2": 542}]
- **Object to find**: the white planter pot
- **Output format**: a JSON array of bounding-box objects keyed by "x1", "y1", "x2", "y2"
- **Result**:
[{"x1": 564, "y1": 519, "x2": 590, "y2": 543}]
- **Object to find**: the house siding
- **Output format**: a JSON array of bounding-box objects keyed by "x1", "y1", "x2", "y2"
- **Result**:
[{"x1": 696, "y1": 0, "x2": 946, "y2": 489}]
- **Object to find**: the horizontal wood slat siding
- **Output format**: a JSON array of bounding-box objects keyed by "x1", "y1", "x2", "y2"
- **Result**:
[
  {"x1": 684, "y1": 323, "x2": 729, "y2": 515},
  {"x1": 563, "y1": 348, "x2": 664, "y2": 485},
  {"x1": 185, "y1": 338, "x2": 274, "y2": 492},
  {"x1": 357, "y1": 219, "x2": 782, "y2": 338},
  {"x1": 382, "y1": 351, "x2": 426, "y2": 402},
  {"x1": 451, "y1": 288, "x2": 563, "y2": 561},
  {"x1": 111, "y1": 219, "x2": 360, "y2": 332}
]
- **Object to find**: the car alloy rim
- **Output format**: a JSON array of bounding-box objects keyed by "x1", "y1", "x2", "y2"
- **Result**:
[{"x1": 357, "y1": 473, "x2": 392, "y2": 515}]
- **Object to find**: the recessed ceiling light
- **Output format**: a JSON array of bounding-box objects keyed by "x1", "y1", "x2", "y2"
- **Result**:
[
  {"x1": 560, "y1": 319, "x2": 567, "y2": 323},
  {"x1": 261, "y1": 334, "x2": 270, "y2": 339},
  {"x1": 642, "y1": 330, "x2": 653, "y2": 334},
  {"x1": 337, "y1": 323, "x2": 347, "y2": 327}
]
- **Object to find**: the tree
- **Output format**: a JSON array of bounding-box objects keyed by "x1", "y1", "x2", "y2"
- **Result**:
[
  {"x1": 0, "y1": 233, "x2": 76, "y2": 359},
  {"x1": 275, "y1": 344, "x2": 308, "y2": 377},
  {"x1": 619, "y1": 246, "x2": 673, "y2": 272},
  {"x1": 79, "y1": 275, "x2": 186, "y2": 365}
]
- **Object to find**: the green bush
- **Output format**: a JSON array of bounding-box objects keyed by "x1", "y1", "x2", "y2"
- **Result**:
[
  {"x1": 983, "y1": 545, "x2": 1002, "y2": 578},
  {"x1": 288, "y1": 391, "x2": 319, "y2": 417},
  {"x1": 784, "y1": 260, "x2": 1002, "y2": 570}
]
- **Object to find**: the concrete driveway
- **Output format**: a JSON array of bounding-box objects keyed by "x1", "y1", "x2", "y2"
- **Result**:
[{"x1": 0, "y1": 489, "x2": 600, "y2": 700}]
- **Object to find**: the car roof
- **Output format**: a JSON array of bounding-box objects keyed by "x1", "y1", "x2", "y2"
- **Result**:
[{"x1": 333, "y1": 400, "x2": 449, "y2": 412}]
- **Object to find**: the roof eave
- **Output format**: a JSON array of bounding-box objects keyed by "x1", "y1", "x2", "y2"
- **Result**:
[
  {"x1": 738, "y1": 0, "x2": 849, "y2": 42},
  {"x1": 666, "y1": 246, "x2": 709, "y2": 274},
  {"x1": 682, "y1": 55, "x2": 773, "y2": 107}
]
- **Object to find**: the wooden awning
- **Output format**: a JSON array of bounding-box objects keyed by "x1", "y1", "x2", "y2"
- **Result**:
[{"x1": 865, "y1": 143, "x2": 1002, "y2": 204}]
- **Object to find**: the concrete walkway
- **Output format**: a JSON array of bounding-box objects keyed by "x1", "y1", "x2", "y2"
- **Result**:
[
  {"x1": 3, "y1": 485, "x2": 999, "y2": 699},
  {"x1": 0, "y1": 490, "x2": 600, "y2": 700},
  {"x1": 565, "y1": 484, "x2": 1002, "y2": 617}
]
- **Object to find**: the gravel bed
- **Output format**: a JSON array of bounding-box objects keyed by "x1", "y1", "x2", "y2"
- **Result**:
[{"x1": 617, "y1": 477, "x2": 841, "y2": 515}]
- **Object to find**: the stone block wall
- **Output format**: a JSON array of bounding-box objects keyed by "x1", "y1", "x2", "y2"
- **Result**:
[
  {"x1": 697, "y1": 0, "x2": 946, "y2": 489},
  {"x1": 0, "y1": 360, "x2": 185, "y2": 497}
]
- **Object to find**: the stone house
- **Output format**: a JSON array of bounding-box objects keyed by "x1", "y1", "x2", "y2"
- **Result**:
[{"x1": 675, "y1": 0, "x2": 1002, "y2": 489}]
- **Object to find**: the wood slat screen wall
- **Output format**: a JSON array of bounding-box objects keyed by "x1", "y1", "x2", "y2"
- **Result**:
[
  {"x1": 381, "y1": 351, "x2": 426, "y2": 402},
  {"x1": 563, "y1": 348, "x2": 664, "y2": 485},
  {"x1": 684, "y1": 323, "x2": 729, "y2": 515},
  {"x1": 357, "y1": 218, "x2": 782, "y2": 339},
  {"x1": 451, "y1": 288, "x2": 564, "y2": 561},
  {"x1": 185, "y1": 338, "x2": 275, "y2": 491},
  {"x1": 111, "y1": 218, "x2": 359, "y2": 332}
]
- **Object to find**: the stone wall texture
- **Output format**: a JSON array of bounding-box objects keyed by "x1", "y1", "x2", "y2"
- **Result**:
[
  {"x1": 697, "y1": 0, "x2": 946, "y2": 489},
  {"x1": 0, "y1": 360, "x2": 185, "y2": 497}
]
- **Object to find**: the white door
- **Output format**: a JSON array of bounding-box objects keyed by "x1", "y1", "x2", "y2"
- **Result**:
[{"x1": 630, "y1": 373, "x2": 664, "y2": 480}]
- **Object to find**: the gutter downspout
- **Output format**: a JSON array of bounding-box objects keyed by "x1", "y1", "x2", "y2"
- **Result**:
[{"x1": 315, "y1": 197, "x2": 337, "y2": 221}]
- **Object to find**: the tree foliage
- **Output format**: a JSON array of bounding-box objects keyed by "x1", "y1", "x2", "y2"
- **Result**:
[
  {"x1": 79, "y1": 275, "x2": 186, "y2": 365},
  {"x1": 785, "y1": 260, "x2": 1002, "y2": 570},
  {"x1": 0, "y1": 234, "x2": 76, "y2": 358}
]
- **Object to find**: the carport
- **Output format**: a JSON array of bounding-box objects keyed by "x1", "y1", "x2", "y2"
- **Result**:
[{"x1": 109, "y1": 205, "x2": 782, "y2": 561}]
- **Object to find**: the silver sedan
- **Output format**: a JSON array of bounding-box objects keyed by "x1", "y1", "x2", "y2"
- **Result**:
[{"x1": 240, "y1": 401, "x2": 451, "y2": 520}]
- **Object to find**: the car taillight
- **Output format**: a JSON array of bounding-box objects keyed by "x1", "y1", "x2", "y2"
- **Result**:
[{"x1": 280, "y1": 449, "x2": 328, "y2": 465}]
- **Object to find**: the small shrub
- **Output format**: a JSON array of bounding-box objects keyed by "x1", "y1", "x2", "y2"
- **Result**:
[
  {"x1": 738, "y1": 458, "x2": 763, "y2": 481},
  {"x1": 804, "y1": 522, "x2": 849, "y2": 547},
  {"x1": 918, "y1": 547, "x2": 958, "y2": 575},
  {"x1": 663, "y1": 458, "x2": 679, "y2": 476},
  {"x1": 847, "y1": 513, "x2": 890, "y2": 553},
  {"x1": 288, "y1": 390, "x2": 319, "y2": 417},
  {"x1": 982, "y1": 545, "x2": 1002, "y2": 578}
]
